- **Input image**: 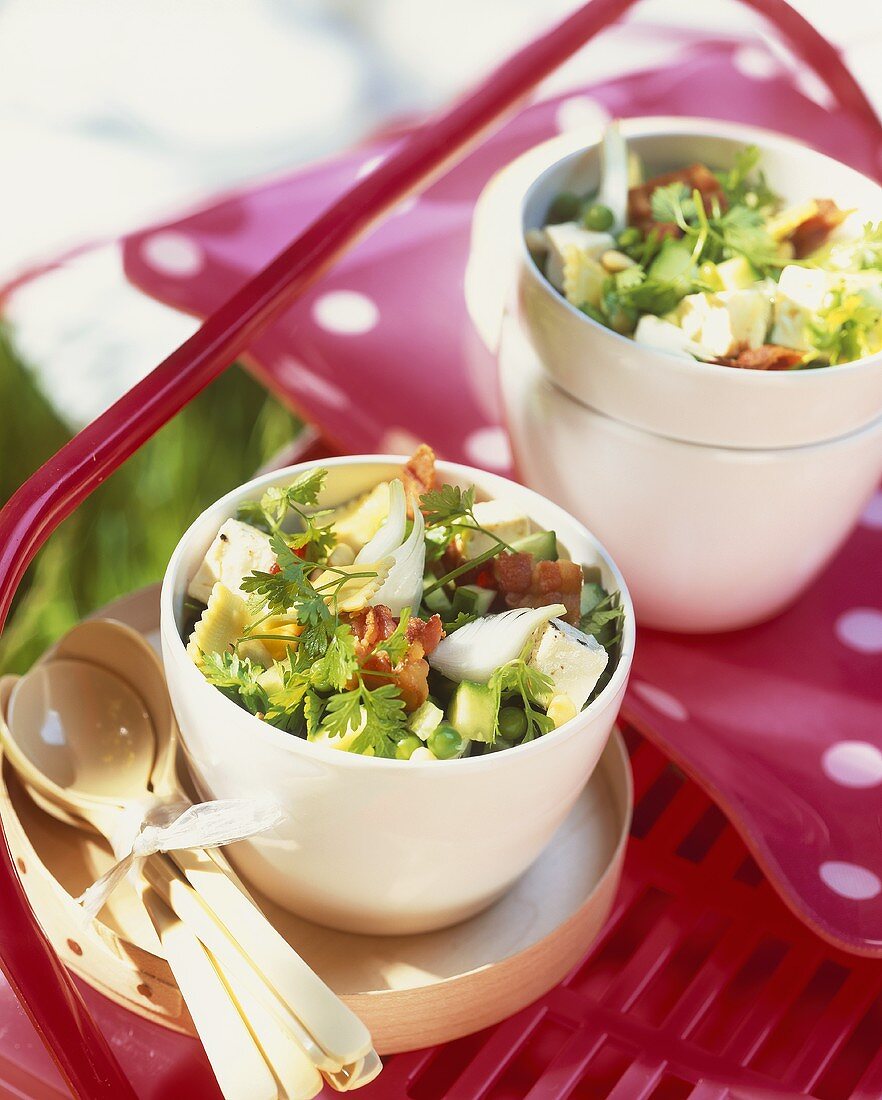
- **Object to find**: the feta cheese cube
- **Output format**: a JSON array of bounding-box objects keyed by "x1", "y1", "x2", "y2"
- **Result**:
[
  {"x1": 459, "y1": 500, "x2": 531, "y2": 561},
  {"x1": 528, "y1": 619, "x2": 609, "y2": 711},
  {"x1": 771, "y1": 266, "x2": 829, "y2": 349},
  {"x1": 542, "y1": 223, "x2": 615, "y2": 291},
  {"x1": 634, "y1": 315, "x2": 707, "y2": 359},
  {"x1": 677, "y1": 289, "x2": 771, "y2": 357},
  {"x1": 188, "y1": 518, "x2": 277, "y2": 604}
]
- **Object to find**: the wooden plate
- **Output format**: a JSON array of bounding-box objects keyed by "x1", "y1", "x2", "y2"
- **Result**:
[{"x1": 1, "y1": 586, "x2": 632, "y2": 1055}]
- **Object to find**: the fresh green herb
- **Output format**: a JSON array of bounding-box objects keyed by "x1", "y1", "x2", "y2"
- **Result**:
[
  {"x1": 489, "y1": 660, "x2": 555, "y2": 744},
  {"x1": 237, "y1": 468, "x2": 336, "y2": 560},
  {"x1": 717, "y1": 145, "x2": 780, "y2": 210},
  {"x1": 807, "y1": 286, "x2": 882, "y2": 365},
  {"x1": 420, "y1": 485, "x2": 513, "y2": 596},
  {"x1": 374, "y1": 609, "x2": 412, "y2": 665},
  {"x1": 305, "y1": 624, "x2": 359, "y2": 690},
  {"x1": 581, "y1": 589, "x2": 626, "y2": 651},
  {"x1": 201, "y1": 652, "x2": 268, "y2": 716},
  {"x1": 649, "y1": 184, "x2": 782, "y2": 272},
  {"x1": 814, "y1": 221, "x2": 882, "y2": 272},
  {"x1": 319, "y1": 679, "x2": 407, "y2": 757}
]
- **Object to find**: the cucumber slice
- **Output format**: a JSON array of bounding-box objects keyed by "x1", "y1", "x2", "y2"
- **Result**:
[
  {"x1": 452, "y1": 584, "x2": 495, "y2": 617},
  {"x1": 448, "y1": 680, "x2": 498, "y2": 744},
  {"x1": 408, "y1": 699, "x2": 444, "y2": 742},
  {"x1": 511, "y1": 530, "x2": 558, "y2": 561},
  {"x1": 423, "y1": 585, "x2": 453, "y2": 615}
]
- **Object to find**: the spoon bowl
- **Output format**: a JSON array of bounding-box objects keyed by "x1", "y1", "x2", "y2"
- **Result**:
[{"x1": 8, "y1": 660, "x2": 154, "y2": 804}]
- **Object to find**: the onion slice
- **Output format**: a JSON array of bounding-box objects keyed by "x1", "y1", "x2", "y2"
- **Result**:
[
  {"x1": 362, "y1": 487, "x2": 426, "y2": 616},
  {"x1": 597, "y1": 122, "x2": 628, "y2": 235},
  {"x1": 356, "y1": 479, "x2": 406, "y2": 564},
  {"x1": 428, "y1": 604, "x2": 566, "y2": 683}
]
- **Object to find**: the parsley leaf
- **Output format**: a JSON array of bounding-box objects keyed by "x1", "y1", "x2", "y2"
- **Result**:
[
  {"x1": 420, "y1": 485, "x2": 514, "y2": 597},
  {"x1": 237, "y1": 468, "x2": 336, "y2": 560},
  {"x1": 718, "y1": 145, "x2": 780, "y2": 210},
  {"x1": 489, "y1": 660, "x2": 555, "y2": 744},
  {"x1": 201, "y1": 652, "x2": 268, "y2": 716},
  {"x1": 808, "y1": 285, "x2": 882, "y2": 365},
  {"x1": 374, "y1": 609, "x2": 411, "y2": 666},
  {"x1": 319, "y1": 680, "x2": 407, "y2": 758},
  {"x1": 580, "y1": 589, "x2": 625, "y2": 651},
  {"x1": 307, "y1": 624, "x2": 359, "y2": 690}
]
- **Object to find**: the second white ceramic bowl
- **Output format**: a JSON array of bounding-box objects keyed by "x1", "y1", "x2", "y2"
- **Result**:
[
  {"x1": 500, "y1": 319, "x2": 882, "y2": 632},
  {"x1": 517, "y1": 118, "x2": 882, "y2": 450},
  {"x1": 160, "y1": 457, "x2": 634, "y2": 934}
]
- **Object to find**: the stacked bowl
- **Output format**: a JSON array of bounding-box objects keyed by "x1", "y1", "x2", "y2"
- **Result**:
[{"x1": 478, "y1": 118, "x2": 882, "y2": 632}]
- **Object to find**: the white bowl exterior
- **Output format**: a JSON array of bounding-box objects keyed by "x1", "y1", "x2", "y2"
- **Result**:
[
  {"x1": 501, "y1": 326, "x2": 882, "y2": 632},
  {"x1": 160, "y1": 458, "x2": 634, "y2": 934},
  {"x1": 515, "y1": 118, "x2": 882, "y2": 450}
]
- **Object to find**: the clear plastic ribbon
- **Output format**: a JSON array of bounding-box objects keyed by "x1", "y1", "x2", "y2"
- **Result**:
[{"x1": 77, "y1": 797, "x2": 285, "y2": 921}]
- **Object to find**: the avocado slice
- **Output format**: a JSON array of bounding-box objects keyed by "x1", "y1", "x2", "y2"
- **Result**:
[
  {"x1": 448, "y1": 680, "x2": 498, "y2": 743},
  {"x1": 511, "y1": 530, "x2": 558, "y2": 561}
]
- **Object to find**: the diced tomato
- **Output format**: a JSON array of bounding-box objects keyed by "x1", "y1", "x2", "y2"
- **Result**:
[
  {"x1": 269, "y1": 562, "x2": 282, "y2": 574},
  {"x1": 475, "y1": 568, "x2": 496, "y2": 589}
]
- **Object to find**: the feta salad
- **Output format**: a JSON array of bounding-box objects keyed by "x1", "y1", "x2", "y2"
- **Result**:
[
  {"x1": 529, "y1": 129, "x2": 882, "y2": 369},
  {"x1": 183, "y1": 448, "x2": 625, "y2": 761}
]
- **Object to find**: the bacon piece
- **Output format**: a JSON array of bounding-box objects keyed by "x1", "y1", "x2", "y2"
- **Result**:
[
  {"x1": 628, "y1": 163, "x2": 727, "y2": 237},
  {"x1": 713, "y1": 344, "x2": 803, "y2": 371},
  {"x1": 348, "y1": 605, "x2": 445, "y2": 711},
  {"x1": 491, "y1": 551, "x2": 533, "y2": 594},
  {"x1": 406, "y1": 613, "x2": 444, "y2": 656},
  {"x1": 401, "y1": 445, "x2": 436, "y2": 515},
  {"x1": 348, "y1": 605, "x2": 397, "y2": 655},
  {"x1": 788, "y1": 199, "x2": 848, "y2": 258},
  {"x1": 493, "y1": 553, "x2": 583, "y2": 625}
]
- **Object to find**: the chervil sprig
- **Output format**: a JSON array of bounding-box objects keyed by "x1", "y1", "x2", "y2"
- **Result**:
[
  {"x1": 374, "y1": 609, "x2": 411, "y2": 665},
  {"x1": 237, "y1": 468, "x2": 336, "y2": 560},
  {"x1": 318, "y1": 678, "x2": 407, "y2": 757},
  {"x1": 420, "y1": 485, "x2": 514, "y2": 595},
  {"x1": 489, "y1": 660, "x2": 555, "y2": 744},
  {"x1": 201, "y1": 652, "x2": 268, "y2": 716}
]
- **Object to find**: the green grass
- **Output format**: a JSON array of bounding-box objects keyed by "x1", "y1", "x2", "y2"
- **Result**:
[{"x1": 0, "y1": 327, "x2": 301, "y2": 674}]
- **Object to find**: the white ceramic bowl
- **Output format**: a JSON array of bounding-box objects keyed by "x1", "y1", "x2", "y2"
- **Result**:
[
  {"x1": 160, "y1": 456, "x2": 635, "y2": 934},
  {"x1": 500, "y1": 319, "x2": 882, "y2": 632},
  {"x1": 518, "y1": 118, "x2": 882, "y2": 449}
]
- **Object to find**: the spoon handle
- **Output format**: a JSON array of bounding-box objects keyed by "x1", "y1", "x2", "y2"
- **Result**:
[
  {"x1": 144, "y1": 855, "x2": 341, "y2": 1072},
  {"x1": 208, "y1": 948, "x2": 324, "y2": 1100},
  {"x1": 141, "y1": 886, "x2": 278, "y2": 1100},
  {"x1": 172, "y1": 847, "x2": 373, "y2": 1064}
]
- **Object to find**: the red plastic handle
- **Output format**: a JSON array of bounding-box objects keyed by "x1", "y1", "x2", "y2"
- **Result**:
[{"x1": 0, "y1": 0, "x2": 878, "y2": 1095}]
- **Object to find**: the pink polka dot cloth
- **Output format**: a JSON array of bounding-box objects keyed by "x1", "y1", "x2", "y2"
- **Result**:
[{"x1": 121, "y1": 38, "x2": 882, "y2": 954}]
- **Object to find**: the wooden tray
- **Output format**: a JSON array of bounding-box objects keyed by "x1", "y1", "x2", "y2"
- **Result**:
[{"x1": 1, "y1": 586, "x2": 632, "y2": 1055}]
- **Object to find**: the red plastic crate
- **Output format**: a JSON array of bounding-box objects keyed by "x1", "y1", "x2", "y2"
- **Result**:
[{"x1": 354, "y1": 727, "x2": 882, "y2": 1100}]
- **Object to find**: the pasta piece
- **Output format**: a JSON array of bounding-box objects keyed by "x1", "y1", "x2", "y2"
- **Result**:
[
  {"x1": 310, "y1": 559, "x2": 392, "y2": 614},
  {"x1": 187, "y1": 582, "x2": 250, "y2": 663}
]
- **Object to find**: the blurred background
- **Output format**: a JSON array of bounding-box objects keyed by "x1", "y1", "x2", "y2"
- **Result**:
[{"x1": 0, "y1": 0, "x2": 880, "y2": 671}]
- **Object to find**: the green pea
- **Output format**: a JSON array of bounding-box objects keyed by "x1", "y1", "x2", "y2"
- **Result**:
[
  {"x1": 428, "y1": 723, "x2": 463, "y2": 760},
  {"x1": 497, "y1": 706, "x2": 528, "y2": 741},
  {"x1": 617, "y1": 226, "x2": 642, "y2": 249},
  {"x1": 581, "y1": 203, "x2": 614, "y2": 231},
  {"x1": 396, "y1": 734, "x2": 423, "y2": 760},
  {"x1": 546, "y1": 191, "x2": 581, "y2": 224}
]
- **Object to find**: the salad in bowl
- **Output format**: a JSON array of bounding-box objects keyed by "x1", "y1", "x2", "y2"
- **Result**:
[
  {"x1": 529, "y1": 127, "x2": 882, "y2": 369},
  {"x1": 161, "y1": 452, "x2": 633, "y2": 932},
  {"x1": 182, "y1": 446, "x2": 624, "y2": 763}
]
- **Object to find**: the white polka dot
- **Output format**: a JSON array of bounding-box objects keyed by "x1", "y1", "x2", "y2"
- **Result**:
[
  {"x1": 140, "y1": 232, "x2": 204, "y2": 277},
  {"x1": 820, "y1": 861, "x2": 881, "y2": 900},
  {"x1": 630, "y1": 680, "x2": 689, "y2": 722},
  {"x1": 356, "y1": 154, "x2": 385, "y2": 180},
  {"x1": 312, "y1": 291, "x2": 379, "y2": 336},
  {"x1": 278, "y1": 358, "x2": 349, "y2": 409},
  {"x1": 555, "y1": 96, "x2": 610, "y2": 134},
  {"x1": 835, "y1": 608, "x2": 882, "y2": 654},
  {"x1": 381, "y1": 428, "x2": 424, "y2": 456},
  {"x1": 463, "y1": 427, "x2": 511, "y2": 471},
  {"x1": 392, "y1": 196, "x2": 418, "y2": 218},
  {"x1": 795, "y1": 68, "x2": 835, "y2": 111},
  {"x1": 733, "y1": 46, "x2": 778, "y2": 80},
  {"x1": 861, "y1": 491, "x2": 882, "y2": 529},
  {"x1": 822, "y1": 742, "x2": 882, "y2": 788}
]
